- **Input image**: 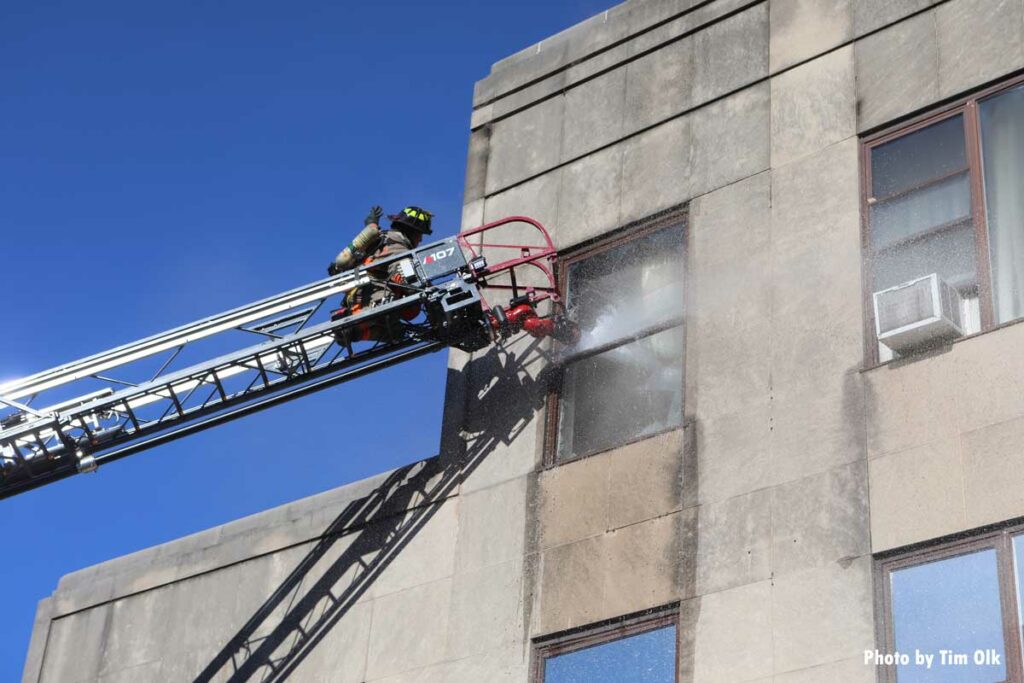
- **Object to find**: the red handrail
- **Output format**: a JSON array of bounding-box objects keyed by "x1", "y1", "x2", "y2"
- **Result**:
[{"x1": 456, "y1": 216, "x2": 561, "y2": 312}]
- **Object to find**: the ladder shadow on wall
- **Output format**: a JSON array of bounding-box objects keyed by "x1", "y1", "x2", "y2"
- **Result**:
[{"x1": 193, "y1": 339, "x2": 551, "y2": 682}]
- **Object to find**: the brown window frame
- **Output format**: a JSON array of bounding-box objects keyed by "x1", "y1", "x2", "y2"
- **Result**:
[
  {"x1": 860, "y1": 72, "x2": 1024, "y2": 366},
  {"x1": 531, "y1": 605, "x2": 680, "y2": 683},
  {"x1": 542, "y1": 207, "x2": 688, "y2": 467},
  {"x1": 875, "y1": 522, "x2": 1024, "y2": 683}
]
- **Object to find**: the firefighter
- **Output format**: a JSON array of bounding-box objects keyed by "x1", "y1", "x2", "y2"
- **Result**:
[{"x1": 328, "y1": 205, "x2": 433, "y2": 343}]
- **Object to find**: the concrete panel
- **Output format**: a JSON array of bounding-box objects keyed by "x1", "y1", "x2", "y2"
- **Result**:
[
  {"x1": 692, "y1": 3, "x2": 769, "y2": 104},
  {"x1": 688, "y1": 83, "x2": 770, "y2": 199},
  {"x1": 770, "y1": 137, "x2": 859, "y2": 256},
  {"x1": 482, "y1": 170, "x2": 560, "y2": 235},
  {"x1": 369, "y1": 498, "x2": 457, "y2": 598},
  {"x1": 365, "y1": 579, "x2": 452, "y2": 680},
  {"x1": 769, "y1": 0, "x2": 852, "y2": 72},
  {"x1": 769, "y1": 141, "x2": 862, "y2": 389},
  {"x1": 864, "y1": 354, "x2": 960, "y2": 459},
  {"x1": 536, "y1": 536, "x2": 605, "y2": 634},
  {"x1": 280, "y1": 599, "x2": 373, "y2": 683},
  {"x1": 606, "y1": 430, "x2": 685, "y2": 530},
  {"x1": 937, "y1": 0, "x2": 1024, "y2": 99},
  {"x1": 773, "y1": 657, "x2": 875, "y2": 683},
  {"x1": 485, "y1": 96, "x2": 564, "y2": 195},
  {"x1": 625, "y1": 0, "x2": 703, "y2": 37},
  {"x1": 855, "y1": 11, "x2": 939, "y2": 131},
  {"x1": 688, "y1": 173, "x2": 772, "y2": 418},
  {"x1": 769, "y1": 376, "x2": 866, "y2": 487},
  {"x1": 38, "y1": 605, "x2": 111, "y2": 683},
  {"x1": 962, "y1": 415, "x2": 1024, "y2": 529},
  {"x1": 689, "y1": 581, "x2": 773, "y2": 682},
  {"x1": 475, "y1": 41, "x2": 569, "y2": 108},
  {"x1": 446, "y1": 559, "x2": 524, "y2": 660},
  {"x1": 490, "y1": 74, "x2": 567, "y2": 122},
  {"x1": 455, "y1": 477, "x2": 527, "y2": 574},
  {"x1": 771, "y1": 46, "x2": 856, "y2": 168},
  {"x1": 471, "y1": 102, "x2": 493, "y2": 130},
  {"x1": 627, "y1": 0, "x2": 754, "y2": 54},
  {"x1": 620, "y1": 115, "x2": 691, "y2": 225},
  {"x1": 623, "y1": 38, "x2": 694, "y2": 135},
  {"x1": 538, "y1": 450, "x2": 609, "y2": 549},
  {"x1": 456, "y1": 337, "x2": 549, "y2": 495},
  {"x1": 460, "y1": 199, "x2": 484, "y2": 233},
  {"x1": 696, "y1": 404, "x2": 773, "y2": 505},
  {"x1": 771, "y1": 462, "x2": 870, "y2": 577},
  {"x1": 952, "y1": 323, "x2": 1024, "y2": 434},
  {"x1": 383, "y1": 646, "x2": 529, "y2": 683},
  {"x1": 21, "y1": 598, "x2": 52, "y2": 683},
  {"x1": 695, "y1": 489, "x2": 772, "y2": 596},
  {"x1": 474, "y1": 0, "x2": 752, "y2": 109},
  {"x1": 688, "y1": 162, "x2": 771, "y2": 264},
  {"x1": 771, "y1": 555, "x2": 874, "y2": 674},
  {"x1": 98, "y1": 661, "x2": 162, "y2": 683},
  {"x1": 561, "y1": 68, "x2": 627, "y2": 162},
  {"x1": 97, "y1": 589, "x2": 175, "y2": 676},
  {"x1": 602, "y1": 512, "x2": 682, "y2": 617},
  {"x1": 554, "y1": 144, "x2": 623, "y2": 249},
  {"x1": 464, "y1": 127, "x2": 490, "y2": 204},
  {"x1": 538, "y1": 430, "x2": 685, "y2": 550},
  {"x1": 853, "y1": 0, "x2": 937, "y2": 36},
  {"x1": 159, "y1": 568, "x2": 255, "y2": 665},
  {"x1": 870, "y1": 438, "x2": 967, "y2": 552}
]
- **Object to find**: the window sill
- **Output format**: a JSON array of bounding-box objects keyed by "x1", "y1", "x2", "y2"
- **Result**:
[
  {"x1": 542, "y1": 424, "x2": 685, "y2": 471},
  {"x1": 861, "y1": 315, "x2": 1024, "y2": 373}
]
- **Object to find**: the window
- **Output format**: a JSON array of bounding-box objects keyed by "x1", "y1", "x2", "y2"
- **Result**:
[
  {"x1": 546, "y1": 213, "x2": 686, "y2": 463},
  {"x1": 533, "y1": 608, "x2": 678, "y2": 683},
  {"x1": 876, "y1": 525, "x2": 1024, "y2": 682},
  {"x1": 863, "y1": 76, "x2": 1024, "y2": 362}
]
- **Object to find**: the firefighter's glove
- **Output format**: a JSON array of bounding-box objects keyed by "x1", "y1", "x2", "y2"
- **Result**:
[
  {"x1": 364, "y1": 205, "x2": 383, "y2": 226},
  {"x1": 327, "y1": 262, "x2": 341, "y2": 276}
]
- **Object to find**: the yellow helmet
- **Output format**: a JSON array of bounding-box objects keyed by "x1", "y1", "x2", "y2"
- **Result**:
[{"x1": 389, "y1": 206, "x2": 433, "y2": 235}]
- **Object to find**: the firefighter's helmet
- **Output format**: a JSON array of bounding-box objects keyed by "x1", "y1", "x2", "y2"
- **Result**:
[{"x1": 389, "y1": 206, "x2": 433, "y2": 235}]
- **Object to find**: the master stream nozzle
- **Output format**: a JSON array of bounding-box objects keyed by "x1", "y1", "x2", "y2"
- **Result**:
[{"x1": 490, "y1": 302, "x2": 580, "y2": 345}]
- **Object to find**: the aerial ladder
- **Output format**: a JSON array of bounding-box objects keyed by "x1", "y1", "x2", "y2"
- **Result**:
[{"x1": 0, "y1": 217, "x2": 576, "y2": 500}]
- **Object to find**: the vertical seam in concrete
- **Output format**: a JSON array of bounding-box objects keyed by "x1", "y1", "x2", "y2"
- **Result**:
[
  {"x1": 953, "y1": 360, "x2": 970, "y2": 528},
  {"x1": 765, "y1": 161, "x2": 777, "y2": 676},
  {"x1": 364, "y1": 595, "x2": 380, "y2": 680},
  {"x1": 440, "y1": 553, "x2": 459, "y2": 663}
]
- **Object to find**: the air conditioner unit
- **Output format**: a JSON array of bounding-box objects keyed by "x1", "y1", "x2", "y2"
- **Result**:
[{"x1": 873, "y1": 273, "x2": 964, "y2": 355}]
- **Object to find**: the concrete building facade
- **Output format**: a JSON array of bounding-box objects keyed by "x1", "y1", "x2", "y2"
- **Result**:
[{"x1": 22, "y1": 0, "x2": 1024, "y2": 681}]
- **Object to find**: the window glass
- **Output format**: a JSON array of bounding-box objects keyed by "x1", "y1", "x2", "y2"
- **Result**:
[
  {"x1": 873, "y1": 223, "x2": 977, "y2": 292},
  {"x1": 557, "y1": 326, "x2": 683, "y2": 460},
  {"x1": 980, "y1": 83, "x2": 1024, "y2": 324},
  {"x1": 567, "y1": 224, "x2": 684, "y2": 354},
  {"x1": 544, "y1": 625, "x2": 676, "y2": 683},
  {"x1": 869, "y1": 115, "x2": 979, "y2": 301},
  {"x1": 890, "y1": 549, "x2": 1006, "y2": 682},
  {"x1": 556, "y1": 220, "x2": 685, "y2": 461},
  {"x1": 871, "y1": 115, "x2": 967, "y2": 199},
  {"x1": 871, "y1": 172, "x2": 972, "y2": 248}
]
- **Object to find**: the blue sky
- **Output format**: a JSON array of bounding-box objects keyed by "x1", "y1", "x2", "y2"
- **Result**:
[{"x1": 0, "y1": 0, "x2": 613, "y2": 677}]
